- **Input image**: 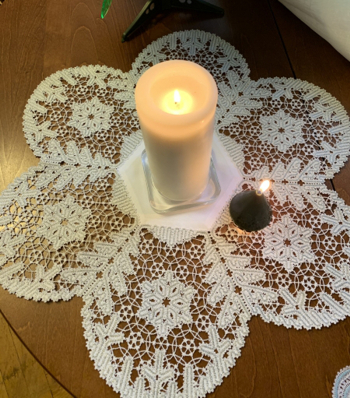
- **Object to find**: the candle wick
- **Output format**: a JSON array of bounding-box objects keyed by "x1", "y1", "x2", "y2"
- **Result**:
[
  {"x1": 174, "y1": 90, "x2": 181, "y2": 106},
  {"x1": 256, "y1": 189, "x2": 263, "y2": 196}
]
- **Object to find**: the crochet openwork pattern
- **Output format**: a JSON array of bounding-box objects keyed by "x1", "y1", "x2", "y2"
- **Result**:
[{"x1": 1, "y1": 30, "x2": 350, "y2": 397}]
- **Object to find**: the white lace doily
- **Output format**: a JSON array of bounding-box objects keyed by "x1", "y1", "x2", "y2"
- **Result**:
[
  {"x1": 333, "y1": 366, "x2": 350, "y2": 398},
  {"x1": 1, "y1": 30, "x2": 350, "y2": 397}
]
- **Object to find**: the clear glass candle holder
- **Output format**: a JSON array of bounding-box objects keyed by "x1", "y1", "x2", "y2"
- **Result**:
[{"x1": 141, "y1": 150, "x2": 221, "y2": 214}]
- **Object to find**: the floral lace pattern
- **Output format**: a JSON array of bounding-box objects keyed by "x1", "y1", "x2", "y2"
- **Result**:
[
  {"x1": 36, "y1": 195, "x2": 91, "y2": 250},
  {"x1": 1, "y1": 30, "x2": 350, "y2": 397},
  {"x1": 260, "y1": 109, "x2": 305, "y2": 151},
  {"x1": 67, "y1": 97, "x2": 114, "y2": 137},
  {"x1": 138, "y1": 270, "x2": 194, "y2": 338},
  {"x1": 262, "y1": 215, "x2": 315, "y2": 272}
]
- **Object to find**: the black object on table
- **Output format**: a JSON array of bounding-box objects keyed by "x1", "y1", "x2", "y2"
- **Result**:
[
  {"x1": 122, "y1": 0, "x2": 224, "y2": 42},
  {"x1": 229, "y1": 189, "x2": 272, "y2": 232}
]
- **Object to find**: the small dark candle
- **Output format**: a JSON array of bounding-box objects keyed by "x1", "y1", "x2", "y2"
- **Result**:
[{"x1": 229, "y1": 180, "x2": 272, "y2": 232}]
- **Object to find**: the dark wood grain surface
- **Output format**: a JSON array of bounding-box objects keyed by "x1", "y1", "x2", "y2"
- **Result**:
[
  {"x1": 0, "y1": 310, "x2": 72, "y2": 398},
  {"x1": 1, "y1": 0, "x2": 350, "y2": 396}
]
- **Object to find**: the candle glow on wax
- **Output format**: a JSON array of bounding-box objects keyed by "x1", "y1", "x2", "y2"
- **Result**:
[{"x1": 161, "y1": 89, "x2": 194, "y2": 115}]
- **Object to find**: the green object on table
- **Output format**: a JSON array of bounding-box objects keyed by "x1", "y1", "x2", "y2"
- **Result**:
[{"x1": 101, "y1": 0, "x2": 113, "y2": 19}]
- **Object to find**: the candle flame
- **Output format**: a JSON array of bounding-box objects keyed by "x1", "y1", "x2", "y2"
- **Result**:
[
  {"x1": 174, "y1": 90, "x2": 181, "y2": 104},
  {"x1": 258, "y1": 180, "x2": 270, "y2": 194}
]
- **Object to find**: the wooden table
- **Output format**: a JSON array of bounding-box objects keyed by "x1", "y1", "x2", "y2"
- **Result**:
[{"x1": 1, "y1": 0, "x2": 350, "y2": 396}]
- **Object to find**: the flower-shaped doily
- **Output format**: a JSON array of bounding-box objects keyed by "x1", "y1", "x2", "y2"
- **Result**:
[{"x1": 1, "y1": 30, "x2": 350, "y2": 397}]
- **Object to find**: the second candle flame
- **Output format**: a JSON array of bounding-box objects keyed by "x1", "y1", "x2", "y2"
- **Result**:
[
  {"x1": 257, "y1": 180, "x2": 270, "y2": 195},
  {"x1": 174, "y1": 90, "x2": 181, "y2": 105}
]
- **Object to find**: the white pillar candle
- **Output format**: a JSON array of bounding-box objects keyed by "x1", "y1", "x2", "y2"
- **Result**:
[{"x1": 135, "y1": 60, "x2": 218, "y2": 202}]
